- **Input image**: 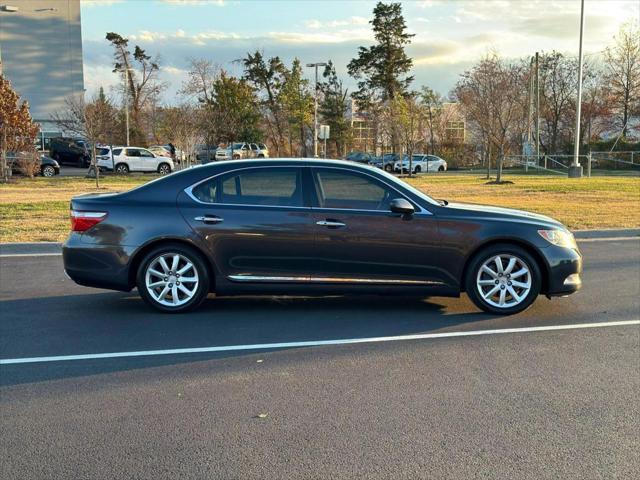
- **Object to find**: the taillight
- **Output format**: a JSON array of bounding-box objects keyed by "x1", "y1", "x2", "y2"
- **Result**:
[{"x1": 70, "y1": 210, "x2": 107, "y2": 232}]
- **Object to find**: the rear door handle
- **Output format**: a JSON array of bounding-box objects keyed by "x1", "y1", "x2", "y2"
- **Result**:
[
  {"x1": 316, "y1": 220, "x2": 346, "y2": 228},
  {"x1": 194, "y1": 215, "x2": 223, "y2": 224}
]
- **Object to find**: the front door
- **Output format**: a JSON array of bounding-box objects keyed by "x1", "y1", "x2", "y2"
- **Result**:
[
  {"x1": 124, "y1": 148, "x2": 142, "y2": 170},
  {"x1": 309, "y1": 167, "x2": 449, "y2": 287},
  {"x1": 178, "y1": 166, "x2": 315, "y2": 283},
  {"x1": 138, "y1": 148, "x2": 157, "y2": 171}
]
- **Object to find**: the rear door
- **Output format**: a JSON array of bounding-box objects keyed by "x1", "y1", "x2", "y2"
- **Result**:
[
  {"x1": 178, "y1": 166, "x2": 316, "y2": 283},
  {"x1": 309, "y1": 167, "x2": 447, "y2": 286}
]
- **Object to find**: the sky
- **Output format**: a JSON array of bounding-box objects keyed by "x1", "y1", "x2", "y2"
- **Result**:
[{"x1": 80, "y1": 0, "x2": 639, "y2": 102}]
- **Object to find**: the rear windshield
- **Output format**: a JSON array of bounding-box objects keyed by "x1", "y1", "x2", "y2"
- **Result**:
[{"x1": 98, "y1": 148, "x2": 110, "y2": 156}]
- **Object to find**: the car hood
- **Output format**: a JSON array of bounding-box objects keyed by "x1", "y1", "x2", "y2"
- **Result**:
[{"x1": 443, "y1": 202, "x2": 565, "y2": 229}]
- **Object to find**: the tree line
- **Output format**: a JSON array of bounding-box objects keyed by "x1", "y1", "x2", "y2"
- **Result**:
[{"x1": 3, "y1": 2, "x2": 638, "y2": 180}]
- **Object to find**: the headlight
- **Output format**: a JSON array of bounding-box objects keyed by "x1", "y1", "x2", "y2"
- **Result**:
[{"x1": 538, "y1": 229, "x2": 577, "y2": 248}]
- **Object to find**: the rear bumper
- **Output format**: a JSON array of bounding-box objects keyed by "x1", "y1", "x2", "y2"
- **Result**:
[
  {"x1": 542, "y1": 245, "x2": 583, "y2": 296},
  {"x1": 62, "y1": 234, "x2": 135, "y2": 291}
]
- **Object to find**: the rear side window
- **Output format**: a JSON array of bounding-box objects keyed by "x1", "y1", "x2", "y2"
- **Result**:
[
  {"x1": 221, "y1": 168, "x2": 302, "y2": 206},
  {"x1": 98, "y1": 148, "x2": 110, "y2": 156},
  {"x1": 190, "y1": 168, "x2": 303, "y2": 207},
  {"x1": 313, "y1": 169, "x2": 394, "y2": 211},
  {"x1": 112, "y1": 148, "x2": 122, "y2": 155}
]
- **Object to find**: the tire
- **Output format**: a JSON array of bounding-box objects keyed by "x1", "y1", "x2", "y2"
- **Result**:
[
  {"x1": 258, "y1": 154, "x2": 265, "y2": 158},
  {"x1": 414, "y1": 165, "x2": 421, "y2": 174},
  {"x1": 136, "y1": 243, "x2": 211, "y2": 313},
  {"x1": 157, "y1": 163, "x2": 171, "y2": 175},
  {"x1": 384, "y1": 164, "x2": 393, "y2": 172},
  {"x1": 438, "y1": 166, "x2": 445, "y2": 172},
  {"x1": 465, "y1": 243, "x2": 541, "y2": 315},
  {"x1": 41, "y1": 165, "x2": 56, "y2": 177},
  {"x1": 233, "y1": 154, "x2": 240, "y2": 160},
  {"x1": 115, "y1": 163, "x2": 129, "y2": 175}
]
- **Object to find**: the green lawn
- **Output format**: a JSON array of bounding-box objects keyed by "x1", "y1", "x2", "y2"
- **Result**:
[{"x1": 1, "y1": 173, "x2": 639, "y2": 242}]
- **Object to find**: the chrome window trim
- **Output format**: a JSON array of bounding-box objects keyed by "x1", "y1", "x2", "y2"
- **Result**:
[
  {"x1": 184, "y1": 164, "x2": 432, "y2": 215},
  {"x1": 228, "y1": 274, "x2": 445, "y2": 286}
]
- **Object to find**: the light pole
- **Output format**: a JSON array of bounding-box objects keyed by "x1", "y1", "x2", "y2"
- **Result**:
[
  {"x1": 306, "y1": 62, "x2": 327, "y2": 158},
  {"x1": 569, "y1": 0, "x2": 585, "y2": 178},
  {"x1": 118, "y1": 67, "x2": 134, "y2": 146}
]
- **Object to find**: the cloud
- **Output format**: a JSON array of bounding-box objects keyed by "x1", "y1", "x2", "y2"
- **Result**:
[
  {"x1": 304, "y1": 16, "x2": 369, "y2": 30},
  {"x1": 81, "y1": 0, "x2": 124, "y2": 6},
  {"x1": 159, "y1": 0, "x2": 225, "y2": 5}
]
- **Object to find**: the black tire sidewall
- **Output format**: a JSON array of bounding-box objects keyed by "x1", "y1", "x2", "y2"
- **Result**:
[
  {"x1": 465, "y1": 244, "x2": 542, "y2": 315},
  {"x1": 116, "y1": 163, "x2": 129, "y2": 174},
  {"x1": 158, "y1": 163, "x2": 170, "y2": 175},
  {"x1": 136, "y1": 244, "x2": 210, "y2": 313}
]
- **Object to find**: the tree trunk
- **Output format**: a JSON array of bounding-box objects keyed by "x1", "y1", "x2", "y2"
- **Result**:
[{"x1": 496, "y1": 145, "x2": 504, "y2": 183}]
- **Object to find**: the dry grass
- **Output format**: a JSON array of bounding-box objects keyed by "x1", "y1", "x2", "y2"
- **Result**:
[{"x1": 1, "y1": 174, "x2": 639, "y2": 243}]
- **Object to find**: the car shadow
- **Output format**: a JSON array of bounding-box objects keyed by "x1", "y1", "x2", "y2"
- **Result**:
[{"x1": 0, "y1": 291, "x2": 500, "y2": 387}]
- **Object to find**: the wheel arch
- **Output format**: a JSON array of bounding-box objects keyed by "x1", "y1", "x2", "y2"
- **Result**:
[
  {"x1": 127, "y1": 237, "x2": 216, "y2": 292},
  {"x1": 460, "y1": 238, "x2": 550, "y2": 294}
]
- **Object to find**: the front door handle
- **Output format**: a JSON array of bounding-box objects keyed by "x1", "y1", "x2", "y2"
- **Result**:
[
  {"x1": 194, "y1": 215, "x2": 223, "y2": 224},
  {"x1": 316, "y1": 220, "x2": 346, "y2": 228}
]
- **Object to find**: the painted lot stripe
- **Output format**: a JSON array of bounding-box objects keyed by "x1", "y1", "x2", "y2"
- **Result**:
[
  {"x1": 1, "y1": 320, "x2": 638, "y2": 366},
  {"x1": 0, "y1": 253, "x2": 62, "y2": 258},
  {"x1": 577, "y1": 236, "x2": 639, "y2": 243}
]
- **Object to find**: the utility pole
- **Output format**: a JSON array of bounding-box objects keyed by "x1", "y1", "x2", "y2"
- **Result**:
[
  {"x1": 120, "y1": 67, "x2": 133, "y2": 146},
  {"x1": 569, "y1": 0, "x2": 585, "y2": 178},
  {"x1": 306, "y1": 62, "x2": 327, "y2": 158},
  {"x1": 535, "y1": 51, "x2": 540, "y2": 161}
]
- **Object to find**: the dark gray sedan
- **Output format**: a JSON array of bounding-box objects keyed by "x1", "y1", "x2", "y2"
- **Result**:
[{"x1": 63, "y1": 159, "x2": 582, "y2": 313}]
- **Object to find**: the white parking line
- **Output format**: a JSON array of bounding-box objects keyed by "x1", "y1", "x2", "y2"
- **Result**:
[
  {"x1": 0, "y1": 253, "x2": 62, "y2": 258},
  {"x1": 577, "y1": 236, "x2": 639, "y2": 243},
  {"x1": 1, "y1": 320, "x2": 637, "y2": 365}
]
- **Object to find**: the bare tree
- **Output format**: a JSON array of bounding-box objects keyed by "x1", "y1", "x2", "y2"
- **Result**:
[
  {"x1": 157, "y1": 104, "x2": 204, "y2": 167},
  {"x1": 52, "y1": 92, "x2": 118, "y2": 187},
  {"x1": 453, "y1": 53, "x2": 525, "y2": 182},
  {"x1": 106, "y1": 32, "x2": 165, "y2": 145},
  {"x1": 392, "y1": 93, "x2": 426, "y2": 177},
  {"x1": 180, "y1": 58, "x2": 220, "y2": 104},
  {"x1": 604, "y1": 21, "x2": 640, "y2": 137}
]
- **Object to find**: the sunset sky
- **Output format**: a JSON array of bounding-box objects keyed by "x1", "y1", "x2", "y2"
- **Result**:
[{"x1": 81, "y1": 0, "x2": 639, "y2": 100}]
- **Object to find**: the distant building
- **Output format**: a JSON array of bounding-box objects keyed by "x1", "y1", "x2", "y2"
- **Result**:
[
  {"x1": 0, "y1": 0, "x2": 84, "y2": 149},
  {"x1": 347, "y1": 99, "x2": 376, "y2": 154}
]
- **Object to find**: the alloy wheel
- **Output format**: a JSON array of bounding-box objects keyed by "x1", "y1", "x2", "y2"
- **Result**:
[
  {"x1": 158, "y1": 164, "x2": 170, "y2": 175},
  {"x1": 42, "y1": 166, "x2": 55, "y2": 177},
  {"x1": 476, "y1": 254, "x2": 532, "y2": 309},
  {"x1": 145, "y1": 253, "x2": 200, "y2": 307}
]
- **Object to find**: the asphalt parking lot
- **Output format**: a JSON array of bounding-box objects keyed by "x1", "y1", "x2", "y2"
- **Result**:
[{"x1": 1, "y1": 238, "x2": 639, "y2": 479}]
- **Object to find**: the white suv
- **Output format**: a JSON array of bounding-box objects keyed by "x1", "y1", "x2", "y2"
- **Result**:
[
  {"x1": 394, "y1": 154, "x2": 447, "y2": 174},
  {"x1": 97, "y1": 147, "x2": 174, "y2": 175},
  {"x1": 215, "y1": 142, "x2": 269, "y2": 161}
]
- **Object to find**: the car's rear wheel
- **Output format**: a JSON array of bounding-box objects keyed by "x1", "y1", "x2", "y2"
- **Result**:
[
  {"x1": 414, "y1": 165, "x2": 421, "y2": 173},
  {"x1": 465, "y1": 244, "x2": 541, "y2": 315},
  {"x1": 137, "y1": 244, "x2": 210, "y2": 313},
  {"x1": 41, "y1": 165, "x2": 56, "y2": 177},
  {"x1": 438, "y1": 165, "x2": 445, "y2": 171},
  {"x1": 157, "y1": 163, "x2": 171, "y2": 175},
  {"x1": 115, "y1": 163, "x2": 129, "y2": 175}
]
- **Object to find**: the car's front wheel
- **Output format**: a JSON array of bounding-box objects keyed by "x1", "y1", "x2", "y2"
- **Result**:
[
  {"x1": 465, "y1": 244, "x2": 541, "y2": 315},
  {"x1": 157, "y1": 163, "x2": 171, "y2": 175},
  {"x1": 136, "y1": 244, "x2": 210, "y2": 313},
  {"x1": 384, "y1": 164, "x2": 393, "y2": 172}
]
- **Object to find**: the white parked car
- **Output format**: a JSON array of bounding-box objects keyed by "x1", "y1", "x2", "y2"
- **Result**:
[
  {"x1": 394, "y1": 154, "x2": 447, "y2": 174},
  {"x1": 215, "y1": 142, "x2": 269, "y2": 161},
  {"x1": 96, "y1": 147, "x2": 174, "y2": 175}
]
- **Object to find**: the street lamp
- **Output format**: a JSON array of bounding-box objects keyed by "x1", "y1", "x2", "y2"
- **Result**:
[
  {"x1": 118, "y1": 67, "x2": 135, "y2": 146},
  {"x1": 569, "y1": 0, "x2": 585, "y2": 178},
  {"x1": 306, "y1": 62, "x2": 327, "y2": 158}
]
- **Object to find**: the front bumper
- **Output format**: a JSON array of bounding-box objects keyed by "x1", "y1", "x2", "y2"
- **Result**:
[{"x1": 542, "y1": 245, "x2": 583, "y2": 296}]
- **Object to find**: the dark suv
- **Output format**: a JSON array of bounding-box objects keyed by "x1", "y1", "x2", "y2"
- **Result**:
[{"x1": 49, "y1": 137, "x2": 91, "y2": 167}]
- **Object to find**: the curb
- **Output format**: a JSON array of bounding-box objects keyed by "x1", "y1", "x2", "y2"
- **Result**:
[{"x1": 2, "y1": 229, "x2": 639, "y2": 256}]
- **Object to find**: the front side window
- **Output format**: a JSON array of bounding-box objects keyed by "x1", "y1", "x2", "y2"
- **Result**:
[
  {"x1": 140, "y1": 149, "x2": 155, "y2": 157},
  {"x1": 191, "y1": 168, "x2": 303, "y2": 207},
  {"x1": 313, "y1": 169, "x2": 397, "y2": 211}
]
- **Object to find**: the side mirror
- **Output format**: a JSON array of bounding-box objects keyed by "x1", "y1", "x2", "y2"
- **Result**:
[{"x1": 389, "y1": 198, "x2": 415, "y2": 215}]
